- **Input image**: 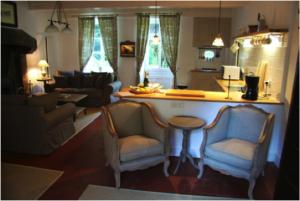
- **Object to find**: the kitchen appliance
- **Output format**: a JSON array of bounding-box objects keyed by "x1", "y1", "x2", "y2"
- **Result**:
[
  {"x1": 242, "y1": 75, "x2": 260, "y2": 100},
  {"x1": 222, "y1": 65, "x2": 240, "y2": 80}
]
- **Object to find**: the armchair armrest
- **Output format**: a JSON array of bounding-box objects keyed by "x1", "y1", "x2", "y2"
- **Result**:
[
  {"x1": 104, "y1": 80, "x2": 122, "y2": 95},
  {"x1": 101, "y1": 106, "x2": 120, "y2": 169},
  {"x1": 251, "y1": 114, "x2": 275, "y2": 177},
  {"x1": 44, "y1": 103, "x2": 76, "y2": 129}
]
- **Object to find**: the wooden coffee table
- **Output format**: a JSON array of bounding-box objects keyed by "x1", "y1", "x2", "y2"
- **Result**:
[{"x1": 58, "y1": 93, "x2": 88, "y2": 121}]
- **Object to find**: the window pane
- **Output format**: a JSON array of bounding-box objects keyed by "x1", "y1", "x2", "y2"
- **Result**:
[{"x1": 83, "y1": 17, "x2": 113, "y2": 73}]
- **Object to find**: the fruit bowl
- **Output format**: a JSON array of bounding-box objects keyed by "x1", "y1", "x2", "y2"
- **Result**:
[{"x1": 129, "y1": 85, "x2": 161, "y2": 94}]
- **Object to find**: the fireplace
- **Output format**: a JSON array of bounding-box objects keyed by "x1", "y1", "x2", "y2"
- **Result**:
[{"x1": 1, "y1": 27, "x2": 37, "y2": 94}]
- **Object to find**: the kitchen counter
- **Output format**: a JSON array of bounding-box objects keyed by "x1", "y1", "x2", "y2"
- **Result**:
[{"x1": 115, "y1": 84, "x2": 282, "y2": 105}]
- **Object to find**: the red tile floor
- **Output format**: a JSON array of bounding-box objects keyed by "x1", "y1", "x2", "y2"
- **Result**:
[{"x1": 2, "y1": 115, "x2": 278, "y2": 199}]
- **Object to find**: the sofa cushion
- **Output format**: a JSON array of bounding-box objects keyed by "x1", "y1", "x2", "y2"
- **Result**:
[
  {"x1": 69, "y1": 76, "x2": 82, "y2": 88},
  {"x1": 27, "y1": 92, "x2": 59, "y2": 113},
  {"x1": 56, "y1": 70, "x2": 74, "y2": 77},
  {"x1": 54, "y1": 76, "x2": 69, "y2": 88},
  {"x1": 94, "y1": 73, "x2": 107, "y2": 89},
  {"x1": 205, "y1": 138, "x2": 257, "y2": 170},
  {"x1": 82, "y1": 74, "x2": 97, "y2": 88},
  {"x1": 118, "y1": 135, "x2": 164, "y2": 162}
]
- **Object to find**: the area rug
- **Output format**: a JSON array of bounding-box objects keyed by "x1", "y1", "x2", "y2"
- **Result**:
[
  {"x1": 63, "y1": 107, "x2": 101, "y2": 145},
  {"x1": 79, "y1": 185, "x2": 233, "y2": 200},
  {"x1": 1, "y1": 163, "x2": 63, "y2": 200}
]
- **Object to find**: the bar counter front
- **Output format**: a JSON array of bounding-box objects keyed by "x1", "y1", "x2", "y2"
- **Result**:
[{"x1": 114, "y1": 86, "x2": 284, "y2": 166}]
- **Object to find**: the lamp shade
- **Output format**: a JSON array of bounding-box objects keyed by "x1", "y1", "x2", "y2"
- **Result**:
[
  {"x1": 61, "y1": 24, "x2": 72, "y2": 34},
  {"x1": 152, "y1": 34, "x2": 160, "y2": 45},
  {"x1": 212, "y1": 34, "x2": 224, "y2": 47},
  {"x1": 38, "y1": 60, "x2": 49, "y2": 68},
  {"x1": 45, "y1": 21, "x2": 59, "y2": 33}
]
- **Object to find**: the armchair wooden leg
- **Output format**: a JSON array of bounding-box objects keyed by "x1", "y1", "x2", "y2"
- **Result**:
[
  {"x1": 248, "y1": 178, "x2": 256, "y2": 200},
  {"x1": 163, "y1": 157, "x2": 170, "y2": 177},
  {"x1": 197, "y1": 159, "x2": 204, "y2": 179},
  {"x1": 114, "y1": 171, "x2": 121, "y2": 188}
]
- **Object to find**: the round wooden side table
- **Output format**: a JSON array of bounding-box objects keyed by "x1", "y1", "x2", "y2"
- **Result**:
[{"x1": 168, "y1": 115, "x2": 205, "y2": 175}]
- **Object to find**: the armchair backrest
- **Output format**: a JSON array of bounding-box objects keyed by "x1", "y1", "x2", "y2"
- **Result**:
[
  {"x1": 226, "y1": 105, "x2": 271, "y2": 143},
  {"x1": 107, "y1": 101, "x2": 143, "y2": 138}
]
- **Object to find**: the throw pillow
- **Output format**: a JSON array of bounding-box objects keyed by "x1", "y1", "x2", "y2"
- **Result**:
[
  {"x1": 94, "y1": 73, "x2": 106, "y2": 89},
  {"x1": 82, "y1": 74, "x2": 96, "y2": 88},
  {"x1": 56, "y1": 70, "x2": 74, "y2": 77},
  {"x1": 69, "y1": 75, "x2": 82, "y2": 88},
  {"x1": 27, "y1": 92, "x2": 59, "y2": 113},
  {"x1": 54, "y1": 76, "x2": 69, "y2": 88}
]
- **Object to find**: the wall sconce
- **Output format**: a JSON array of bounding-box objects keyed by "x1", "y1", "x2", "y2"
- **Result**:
[{"x1": 45, "y1": 1, "x2": 72, "y2": 33}]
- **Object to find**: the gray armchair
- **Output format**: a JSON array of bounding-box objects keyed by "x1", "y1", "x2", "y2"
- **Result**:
[
  {"x1": 101, "y1": 100, "x2": 170, "y2": 188},
  {"x1": 197, "y1": 104, "x2": 275, "y2": 199},
  {"x1": 2, "y1": 94, "x2": 76, "y2": 155}
]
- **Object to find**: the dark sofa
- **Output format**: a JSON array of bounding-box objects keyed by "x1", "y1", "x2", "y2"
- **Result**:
[{"x1": 47, "y1": 71, "x2": 122, "y2": 107}]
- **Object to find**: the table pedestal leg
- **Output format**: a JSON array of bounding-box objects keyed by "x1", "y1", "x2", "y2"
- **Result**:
[{"x1": 174, "y1": 129, "x2": 195, "y2": 174}]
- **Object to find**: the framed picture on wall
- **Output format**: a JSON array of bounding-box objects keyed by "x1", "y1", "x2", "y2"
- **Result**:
[
  {"x1": 120, "y1": 41, "x2": 135, "y2": 57},
  {"x1": 1, "y1": 1, "x2": 18, "y2": 27}
]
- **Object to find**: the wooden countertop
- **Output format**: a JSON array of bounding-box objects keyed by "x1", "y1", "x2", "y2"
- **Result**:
[{"x1": 114, "y1": 86, "x2": 282, "y2": 105}]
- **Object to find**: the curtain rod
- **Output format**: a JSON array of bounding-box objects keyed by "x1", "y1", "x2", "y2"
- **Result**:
[
  {"x1": 137, "y1": 12, "x2": 182, "y2": 16},
  {"x1": 71, "y1": 12, "x2": 182, "y2": 18},
  {"x1": 71, "y1": 14, "x2": 118, "y2": 18}
]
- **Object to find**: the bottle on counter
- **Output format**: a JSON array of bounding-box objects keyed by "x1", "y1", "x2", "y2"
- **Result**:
[{"x1": 143, "y1": 71, "x2": 149, "y2": 87}]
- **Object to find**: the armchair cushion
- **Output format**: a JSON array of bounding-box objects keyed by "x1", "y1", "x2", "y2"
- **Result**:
[
  {"x1": 119, "y1": 135, "x2": 164, "y2": 162},
  {"x1": 27, "y1": 92, "x2": 59, "y2": 113},
  {"x1": 206, "y1": 138, "x2": 257, "y2": 170}
]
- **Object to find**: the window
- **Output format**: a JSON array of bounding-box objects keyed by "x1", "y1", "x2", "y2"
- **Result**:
[
  {"x1": 143, "y1": 16, "x2": 168, "y2": 70},
  {"x1": 141, "y1": 16, "x2": 173, "y2": 88},
  {"x1": 83, "y1": 17, "x2": 113, "y2": 73}
]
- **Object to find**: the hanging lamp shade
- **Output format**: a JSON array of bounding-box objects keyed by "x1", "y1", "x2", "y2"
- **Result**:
[
  {"x1": 212, "y1": 0, "x2": 224, "y2": 47},
  {"x1": 61, "y1": 24, "x2": 72, "y2": 33},
  {"x1": 212, "y1": 34, "x2": 224, "y2": 47},
  {"x1": 153, "y1": 34, "x2": 160, "y2": 44},
  {"x1": 152, "y1": 0, "x2": 160, "y2": 44},
  {"x1": 45, "y1": 2, "x2": 72, "y2": 34},
  {"x1": 45, "y1": 20, "x2": 59, "y2": 33}
]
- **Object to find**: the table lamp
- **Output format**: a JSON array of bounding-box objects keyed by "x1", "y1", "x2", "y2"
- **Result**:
[{"x1": 38, "y1": 60, "x2": 49, "y2": 78}]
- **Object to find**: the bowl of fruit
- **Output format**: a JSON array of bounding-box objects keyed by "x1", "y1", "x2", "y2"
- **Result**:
[{"x1": 129, "y1": 83, "x2": 162, "y2": 94}]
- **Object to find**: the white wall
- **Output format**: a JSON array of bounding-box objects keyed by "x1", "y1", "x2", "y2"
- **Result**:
[
  {"x1": 231, "y1": 1, "x2": 299, "y2": 165},
  {"x1": 17, "y1": 3, "x2": 234, "y2": 88}
]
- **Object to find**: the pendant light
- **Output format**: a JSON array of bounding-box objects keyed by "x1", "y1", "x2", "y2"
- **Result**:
[
  {"x1": 212, "y1": 0, "x2": 224, "y2": 47},
  {"x1": 45, "y1": 1, "x2": 72, "y2": 34},
  {"x1": 152, "y1": 0, "x2": 160, "y2": 44}
]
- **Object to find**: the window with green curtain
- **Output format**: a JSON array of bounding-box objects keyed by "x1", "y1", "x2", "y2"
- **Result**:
[
  {"x1": 98, "y1": 16, "x2": 118, "y2": 79},
  {"x1": 78, "y1": 17, "x2": 95, "y2": 71}
]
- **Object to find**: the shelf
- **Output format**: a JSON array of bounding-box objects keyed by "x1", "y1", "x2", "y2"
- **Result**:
[{"x1": 234, "y1": 29, "x2": 288, "y2": 40}]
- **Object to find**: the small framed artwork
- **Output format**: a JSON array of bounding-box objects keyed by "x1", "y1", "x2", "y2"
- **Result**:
[
  {"x1": 1, "y1": 1, "x2": 18, "y2": 28},
  {"x1": 120, "y1": 41, "x2": 135, "y2": 57}
]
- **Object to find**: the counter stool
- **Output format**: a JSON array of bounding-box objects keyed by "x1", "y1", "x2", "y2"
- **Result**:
[{"x1": 167, "y1": 115, "x2": 205, "y2": 174}]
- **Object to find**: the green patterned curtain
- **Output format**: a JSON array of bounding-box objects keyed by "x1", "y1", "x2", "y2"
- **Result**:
[
  {"x1": 98, "y1": 16, "x2": 118, "y2": 79},
  {"x1": 136, "y1": 14, "x2": 150, "y2": 84},
  {"x1": 159, "y1": 14, "x2": 181, "y2": 88},
  {"x1": 78, "y1": 17, "x2": 95, "y2": 71}
]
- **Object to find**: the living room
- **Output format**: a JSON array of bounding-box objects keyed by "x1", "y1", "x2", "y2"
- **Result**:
[{"x1": 1, "y1": 0, "x2": 299, "y2": 200}]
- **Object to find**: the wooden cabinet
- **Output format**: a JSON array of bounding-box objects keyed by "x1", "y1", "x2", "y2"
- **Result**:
[
  {"x1": 193, "y1": 17, "x2": 231, "y2": 47},
  {"x1": 188, "y1": 71, "x2": 224, "y2": 91}
]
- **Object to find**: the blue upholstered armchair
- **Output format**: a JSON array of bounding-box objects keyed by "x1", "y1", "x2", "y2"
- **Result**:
[
  {"x1": 101, "y1": 100, "x2": 170, "y2": 188},
  {"x1": 197, "y1": 104, "x2": 275, "y2": 199}
]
